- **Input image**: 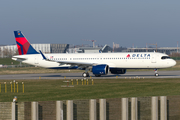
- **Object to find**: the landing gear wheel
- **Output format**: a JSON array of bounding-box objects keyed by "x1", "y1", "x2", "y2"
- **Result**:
[
  {"x1": 95, "y1": 74, "x2": 101, "y2": 77},
  {"x1": 154, "y1": 69, "x2": 159, "y2": 77},
  {"x1": 82, "y1": 72, "x2": 89, "y2": 77},
  {"x1": 155, "y1": 73, "x2": 159, "y2": 77}
]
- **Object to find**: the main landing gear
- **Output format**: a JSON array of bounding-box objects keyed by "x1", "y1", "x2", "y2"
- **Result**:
[
  {"x1": 82, "y1": 72, "x2": 89, "y2": 77},
  {"x1": 82, "y1": 68, "x2": 90, "y2": 77},
  {"x1": 154, "y1": 69, "x2": 159, "y2": 77}
]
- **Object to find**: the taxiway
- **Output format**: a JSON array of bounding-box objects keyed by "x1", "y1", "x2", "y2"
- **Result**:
[{"x1": 0, "y1": 71, "x2": 179, "y2": 80}]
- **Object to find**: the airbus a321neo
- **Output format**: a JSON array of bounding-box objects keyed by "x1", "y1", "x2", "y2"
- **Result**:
[{"x1": 12, "y1": 31, "x2": 176, "y2": 77}]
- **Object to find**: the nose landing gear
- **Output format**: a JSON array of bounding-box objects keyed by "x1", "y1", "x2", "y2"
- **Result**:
[{"x1": 154, "y1": 69, "x2": 159, "y2": 77}]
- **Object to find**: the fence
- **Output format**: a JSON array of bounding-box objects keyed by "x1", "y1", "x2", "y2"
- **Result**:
[{"x1": 1, "y1": 95, "x2": 180, "y2": 120}]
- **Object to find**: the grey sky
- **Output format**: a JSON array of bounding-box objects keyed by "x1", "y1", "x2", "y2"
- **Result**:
[{"x1": 0, "y1": 0, "x2": 180, "y2": 47}]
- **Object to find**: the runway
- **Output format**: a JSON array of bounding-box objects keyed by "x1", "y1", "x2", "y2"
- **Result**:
[{"x1": 0, "y1": 71, "x2": 180, "y2": 80}]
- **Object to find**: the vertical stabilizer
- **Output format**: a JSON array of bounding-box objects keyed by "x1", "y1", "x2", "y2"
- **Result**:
[{"x1": 14, "y1": 31, "x2": 39, "y2": 55}]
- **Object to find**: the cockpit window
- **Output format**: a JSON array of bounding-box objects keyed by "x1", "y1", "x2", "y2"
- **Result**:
[{"x1": 161, "y1": 56, "x2": 170, "y2": 59}]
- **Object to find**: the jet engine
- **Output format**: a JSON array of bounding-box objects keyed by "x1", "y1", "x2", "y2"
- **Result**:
[{"x1": 92, "y1": 64, "x2": 109, "y2": 77}]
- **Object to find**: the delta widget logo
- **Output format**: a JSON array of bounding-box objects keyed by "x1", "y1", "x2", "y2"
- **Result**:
[{"x1": 126, "y1": 54, "x2": 130, "y2": 57}]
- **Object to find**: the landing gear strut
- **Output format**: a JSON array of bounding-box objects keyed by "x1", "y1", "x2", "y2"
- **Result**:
[
  {"x1": 154, "y1": 69, "x2": 159, "y2": 77},
  {"x1": 82, "y1": 72, "x2": 89, "y2": 77},
  {"x1": 82, "y1": 68, "x2": 90, "y2": 77}
]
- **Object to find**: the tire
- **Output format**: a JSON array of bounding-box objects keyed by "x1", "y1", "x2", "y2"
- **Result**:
[
  {"x1": 155, "y1": 73, "x2": 159, "y2": 77},
  {"x1": 86, "y1": 73, "x2": 89, "y2": 77},
  {"x1": 82, "y1": 72, "x2": 89, "y2": 77}
]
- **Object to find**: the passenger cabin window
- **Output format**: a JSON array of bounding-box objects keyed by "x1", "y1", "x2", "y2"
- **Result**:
[{"x1": 161, "y1": 56, "x2": 170, "y2": 59}]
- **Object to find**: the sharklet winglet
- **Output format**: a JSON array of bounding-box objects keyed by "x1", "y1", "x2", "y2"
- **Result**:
[{"x1": 39, "y1": 50, "x2": 47, "y2": 60}]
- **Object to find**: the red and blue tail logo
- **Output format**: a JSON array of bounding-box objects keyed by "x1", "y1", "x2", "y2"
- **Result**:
[
  {"x1": 126, "y1": 54, "x2": 130, "y2": 57},
  {"x1": 14, "y1": 31, "x2": 39, "y2": 55}
]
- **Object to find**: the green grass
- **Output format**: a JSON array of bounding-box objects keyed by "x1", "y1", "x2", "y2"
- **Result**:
[
  {"x1": 0, "y1": 58, "x2": 21, "y2": 65},
  {"x1": 171, "y1": 57, "x2": 180, "y2": 60},
  {"x1": 0, "y1": 67, "x2": 83, "y2": 75},
  {"x1": 0, "y1": 78, "x2": 180, "y2": 102}
]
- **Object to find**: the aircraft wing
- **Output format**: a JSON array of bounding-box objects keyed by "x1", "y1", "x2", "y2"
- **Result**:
[{"x1": 39, "y1": 50, "x2": 95, "y2": 67}]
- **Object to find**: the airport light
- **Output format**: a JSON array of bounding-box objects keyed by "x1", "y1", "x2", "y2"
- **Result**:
[
  {"x1": 13, "y1": 80, "x2": 15, "y2": 93},
  {"x1": 84, "y1": 79, "x2": 86, "y2": 85},
  {"x1": 4, "y1": 82, "x2": 7, "y2": 93},
  {"x1": 22, "y1": 82, "x2": 24, "y2": 93},
  {"x1": 76, "y1": 79, "x2": 78, "y2": 85},
  {"x1": 16, "y1": 82, "x2": 18, "y2": 93},
  {"x1": 71, "y1": 79, "x2": 73, "y2": 85},
  {"x1": 81, "y1": 79, "x2": 83, "y2": 85},
  {"x1": 10, "y1": 82, "x2": 12, "y2": 93}
]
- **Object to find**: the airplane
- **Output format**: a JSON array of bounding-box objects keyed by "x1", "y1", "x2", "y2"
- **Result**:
[{"x1": 12, "y1": 30, "x2": 176, "y2": 77}]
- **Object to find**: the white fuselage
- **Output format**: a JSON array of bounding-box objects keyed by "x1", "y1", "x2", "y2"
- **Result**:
[{"x1": 12, "y1": 52, "x2": 176, "y2": 69}]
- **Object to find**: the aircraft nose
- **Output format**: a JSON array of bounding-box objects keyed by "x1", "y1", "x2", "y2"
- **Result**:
[{"x1": 171, "y1": 60, "x2": 176, "y2": 67}]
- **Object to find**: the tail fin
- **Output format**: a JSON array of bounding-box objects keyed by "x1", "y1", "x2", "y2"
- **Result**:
[{"x1": 14, "y1": 30, "x2": 39, "y2": 55}]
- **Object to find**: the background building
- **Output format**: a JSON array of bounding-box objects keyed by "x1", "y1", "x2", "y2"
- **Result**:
[
  {"x1": 68, "y1": 44, "x2": 113, "y2": 53},
  {"x1": 1, "y1": 42, "x2": 179, "y2": 58},
  {"x1": 127, "y1": 47, "x2": 180, "y2": 55},
  {"x1": 0, "y1": 44, "x2": 69, "y2": 58}
]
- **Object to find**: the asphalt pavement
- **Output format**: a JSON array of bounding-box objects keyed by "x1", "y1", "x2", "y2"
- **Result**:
[{"x1": 0, "y1": 71, "x2": 179, "y2": 80}]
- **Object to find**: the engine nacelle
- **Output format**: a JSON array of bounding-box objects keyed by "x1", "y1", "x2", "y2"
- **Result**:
[
  {"x1": 110, "y1": 68, "x2": 126, "y2": 74},
  {"x1": 92, "y1": 64, "x2": 109, "y2": 75}
]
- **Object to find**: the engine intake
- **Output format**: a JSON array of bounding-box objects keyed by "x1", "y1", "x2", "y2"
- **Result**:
[{"x1": 92, "y1": 64, "x2": 109, "y2": 75}]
